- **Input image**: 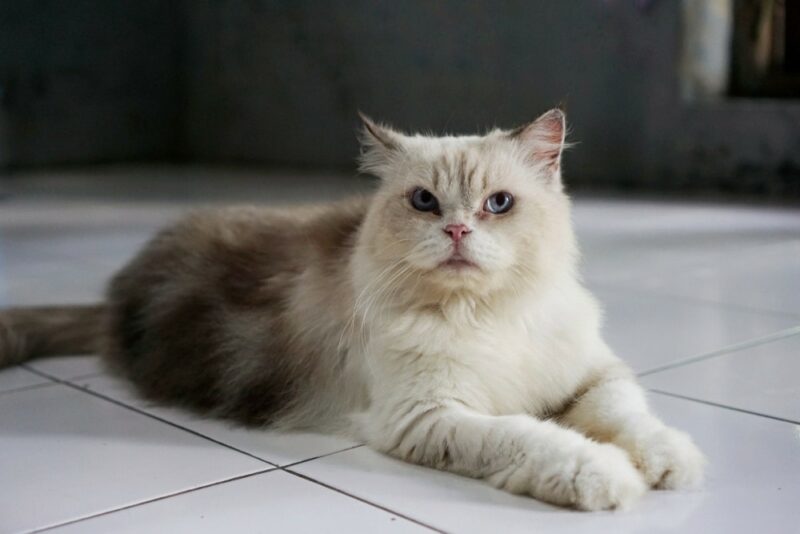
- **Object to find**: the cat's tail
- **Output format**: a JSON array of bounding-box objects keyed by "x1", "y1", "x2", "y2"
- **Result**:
[{"x1": 0, "y1": 304, "x2": 105, "y2": 368}]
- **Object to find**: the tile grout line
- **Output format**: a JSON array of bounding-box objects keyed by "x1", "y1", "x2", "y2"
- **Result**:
[
  {"x1": 637, "y1": 324, "x2": 800, "y2": 377},
  {"x1": 0, "y1": 362, "x2": 64, "y2": 398},
  {"x1": 34, "y1": 445, "x2": 440, "y2": 533},
  {"x1": 29, "y1": 367, "x2": 368, "y2": 470},
  {"x1": 30, "y1": 467, "x2": 277, "y2": 533},
  {"x1": 20, "y1": 367, "x2": 378, "y2": 483},
  {"x1": 57, "y1": 370, "x2": 107, "y2": 381},
  {"x1": 19, "y1": 369, "x2": 106, "y2": 386},
  {"x1": 649, "y1": 388, "x2": 800, "y2": 425},
  {"x1": 21, "y1": 364, "x2": 279, "y2": 468},
  {"x1": 14, "y1": 368, "x2": 426, "y2": 532},
  {"x1": 283, "y1": 468, "x2": 447, "y2": 533},
  {"x1": 0, "y1": 380, "x2": 59, "y2": 398},
  {"x1": 279, "y1": 443, "x2": 365, "y2": 469},
  {"x1": 590, "y1": 280, "x2": 800, "y2": 320}
]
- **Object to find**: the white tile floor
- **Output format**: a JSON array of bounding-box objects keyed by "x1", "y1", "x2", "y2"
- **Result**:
[{"x1": 1, "y1": 166, "x2": 799, "y2": 533}]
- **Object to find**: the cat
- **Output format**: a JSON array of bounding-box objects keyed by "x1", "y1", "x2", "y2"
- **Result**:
[{"x1": 0, "y1": 109, "x2": 704, "y2": 510}]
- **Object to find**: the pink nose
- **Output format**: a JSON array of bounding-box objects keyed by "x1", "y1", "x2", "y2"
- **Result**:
[{"x1": 444, "y1": 224, "x2": 472, "y2": 242}]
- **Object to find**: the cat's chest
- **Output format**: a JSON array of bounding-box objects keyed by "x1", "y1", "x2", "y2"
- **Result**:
[
  {"x1": 465, "y1": 317, "x2": 589, "y2": 412},
  {"x1": 373, "y1": 306, "x2": 592, "y2": 415}
]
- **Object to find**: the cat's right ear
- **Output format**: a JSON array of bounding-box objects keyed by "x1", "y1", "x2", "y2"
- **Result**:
[
  {"x1": 507, "y1": 108, "x2": 569, "y2": 185},
  {"x1": 357, "y1": 112, "x2": 404, "y2": 177}
]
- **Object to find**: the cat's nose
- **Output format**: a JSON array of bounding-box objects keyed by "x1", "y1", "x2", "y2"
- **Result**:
[{"x1": 443, "y1": 224, "x2": 472, "y2": 242}]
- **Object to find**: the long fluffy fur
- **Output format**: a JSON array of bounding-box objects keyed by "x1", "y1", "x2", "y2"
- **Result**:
[
  {"x1": 0, "y1": 110, "x2": 704, "y2": 510},
  {"x1": 0, "y1": 305, "x2": 104, "y2": 366}
]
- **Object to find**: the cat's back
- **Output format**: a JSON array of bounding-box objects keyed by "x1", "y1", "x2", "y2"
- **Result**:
[
  {"x1": 102, "y1": 196, "x2": 371, "y2": 424},
  {"x1": 117, "y1": 195, "x2": 369, "y2": 297}
]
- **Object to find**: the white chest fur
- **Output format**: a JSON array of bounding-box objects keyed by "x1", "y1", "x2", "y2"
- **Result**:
[{"x1": 364, "y1": 281, "x2": 605, "y2": 417}]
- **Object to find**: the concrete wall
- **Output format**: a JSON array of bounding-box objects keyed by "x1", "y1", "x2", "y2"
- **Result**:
[
  {"x1": 2, "y1": 1, "x2": 798, "y2": 194},
  {"x1": 0, "y1": 1, "x2": 182, "y2": 167},
  {"x1": 181, "y1": 0, "x2": 658, "y2": 185},
  {"x1": 179, "y1": 0, "x2": 800, "y2": 194}
]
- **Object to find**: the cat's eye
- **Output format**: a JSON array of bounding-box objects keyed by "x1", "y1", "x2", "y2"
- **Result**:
[
  {"x1": 410, "y1": 188, "x2": 440, "y2": 213},
  {"x1": 484, "y1": 192, "x2": 514, "y2": 214}
]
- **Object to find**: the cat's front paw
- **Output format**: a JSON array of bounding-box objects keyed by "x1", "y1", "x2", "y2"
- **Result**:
[
  {"x1": 520, "y1": 442, "x2": 646, "y2": 511},
  {"x1": 570, "y1": 443, "x2": 647, "y2": 511},
  {"x1": 618, "y1": 424, "x2": 705, "y2": 490}
]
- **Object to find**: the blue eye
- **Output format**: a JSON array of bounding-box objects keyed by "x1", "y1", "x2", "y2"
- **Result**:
[
  {"x1": 410, "y1": 188, "x2": 440, "y2": 213},
  {"x1": 484, "y1": 192, "x2": 514, "y2": 214}
]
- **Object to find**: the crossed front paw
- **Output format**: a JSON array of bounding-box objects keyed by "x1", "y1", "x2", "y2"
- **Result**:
[
  {"x1": 567, "y1": 442, "x2": 648, "y2": 511},
  {"x1": 497, "y1": 442, "x2": 647, "y2": 511},
  {"x1": 618, "y1": 424, "x2": 706, "y2": 489}
]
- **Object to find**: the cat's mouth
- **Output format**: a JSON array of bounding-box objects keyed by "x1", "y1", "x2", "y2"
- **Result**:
[{"x1": 440, "y1": 252, "x2": 478, "y2": 270}]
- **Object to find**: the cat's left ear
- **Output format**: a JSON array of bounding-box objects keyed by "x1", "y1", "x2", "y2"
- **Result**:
[
  {"x1": 357, "y1": 112, "x2": 406, "y2": 177},
  {"x1": 508, "y1": 108, "x2": 567, "y2": 181}
]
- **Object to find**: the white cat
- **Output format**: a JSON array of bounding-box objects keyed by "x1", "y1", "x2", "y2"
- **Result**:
[
  {"x1": 350, "y1": 109, "x2": 704, "y2": 509},
  {"x1": 0, "y1": 109, "x2": 704, "y2": 510}
]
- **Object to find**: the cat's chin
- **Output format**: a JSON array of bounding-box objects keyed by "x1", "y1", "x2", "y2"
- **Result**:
[{"x1": 423, "y1": 260, "x2": 495, "y2": 293}]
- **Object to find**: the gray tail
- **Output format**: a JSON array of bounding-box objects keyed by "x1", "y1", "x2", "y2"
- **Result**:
[{"x1": 0, "y1": 304, "x2": 106, "y2": 368}]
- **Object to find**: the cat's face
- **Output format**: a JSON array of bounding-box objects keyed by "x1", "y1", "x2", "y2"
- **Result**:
[{"x1": 357, "y1": 110, "x2": 576, "y2": 301}]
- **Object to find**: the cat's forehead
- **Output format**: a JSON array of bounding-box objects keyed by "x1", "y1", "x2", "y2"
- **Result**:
[{"x1": 409, "y1": 136, "x2": 522, "y2": 195}]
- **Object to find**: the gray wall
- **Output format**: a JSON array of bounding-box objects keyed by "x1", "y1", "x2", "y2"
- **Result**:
[
  {"x1": 182, "y1": 0, "x2": 656, "y2": 183},
  {"x1": 0, "y1": 1, "x2": 182, "y2": 167},
  {"x1": 2, "y1": 1, "x2": 799, "y2": 195}
]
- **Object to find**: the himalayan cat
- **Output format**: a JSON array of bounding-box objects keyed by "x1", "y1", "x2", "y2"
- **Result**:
[{"x1": 0, "y1": 109, "x2": 704, "y2": 510}]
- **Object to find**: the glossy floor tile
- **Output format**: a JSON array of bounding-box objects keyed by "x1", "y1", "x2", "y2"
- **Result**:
[
  {"x1": 593, "y1": 286, "x2": 799, "y2": 373},
  {"x1": 575, "y1": 199, "x2": 800, "y2": 316},
  {"x1": 0, "y1": 383, "x2": 268, "y2": 533},
  {"x1": 0, "y1": 366, "x2": 49, "y2": 394},
  {"x1": 293, "y1": 394, "x2": 800, "y2": 533},
  {"x1": 50, "y1": 471, "x2": 426, "y2": 533},
  {"x1": 1, "y1": 168, "x2": 798, "y2": 532},
  {"x1": 611, "y1": 240, "x2": 800, "y2": 317},
  {"x1": 75, "y1": 373, "x2": 360, "y2": 467},
  {"x1": 641, "y1": 333, "x2": 800, "y2": 423}
]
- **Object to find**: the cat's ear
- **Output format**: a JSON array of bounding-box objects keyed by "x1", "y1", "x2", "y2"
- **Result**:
[
  {"x1": 358, "y1": 112, "x2": 402, "y2": 150},
  {"x1": 508, "y1": 108, "x2": 568, "y2": 181},
  {"x1": 357, "y1": 112, "x2": 405, "y2": 177}
]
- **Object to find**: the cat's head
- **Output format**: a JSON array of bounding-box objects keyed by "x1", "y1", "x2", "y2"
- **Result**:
[{"x1": 355, "y1": 109, "x2": 578, "y2": 305}]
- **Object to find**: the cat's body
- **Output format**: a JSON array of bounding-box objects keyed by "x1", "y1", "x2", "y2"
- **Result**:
[
  {"x1": 0, "y1": 110, "x2": 704, "y2": 510},
  {"x1": 104, "y1": 200, "x2": 371, "y2": 431}
]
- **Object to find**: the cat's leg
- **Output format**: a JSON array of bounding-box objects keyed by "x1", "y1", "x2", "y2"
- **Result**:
[
  {"x1": 559, "y1": 362, "x2": 705, "y2": 489},
  {"x1": 362, "y1": 401, "x2": 647, "y2": 510}
]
